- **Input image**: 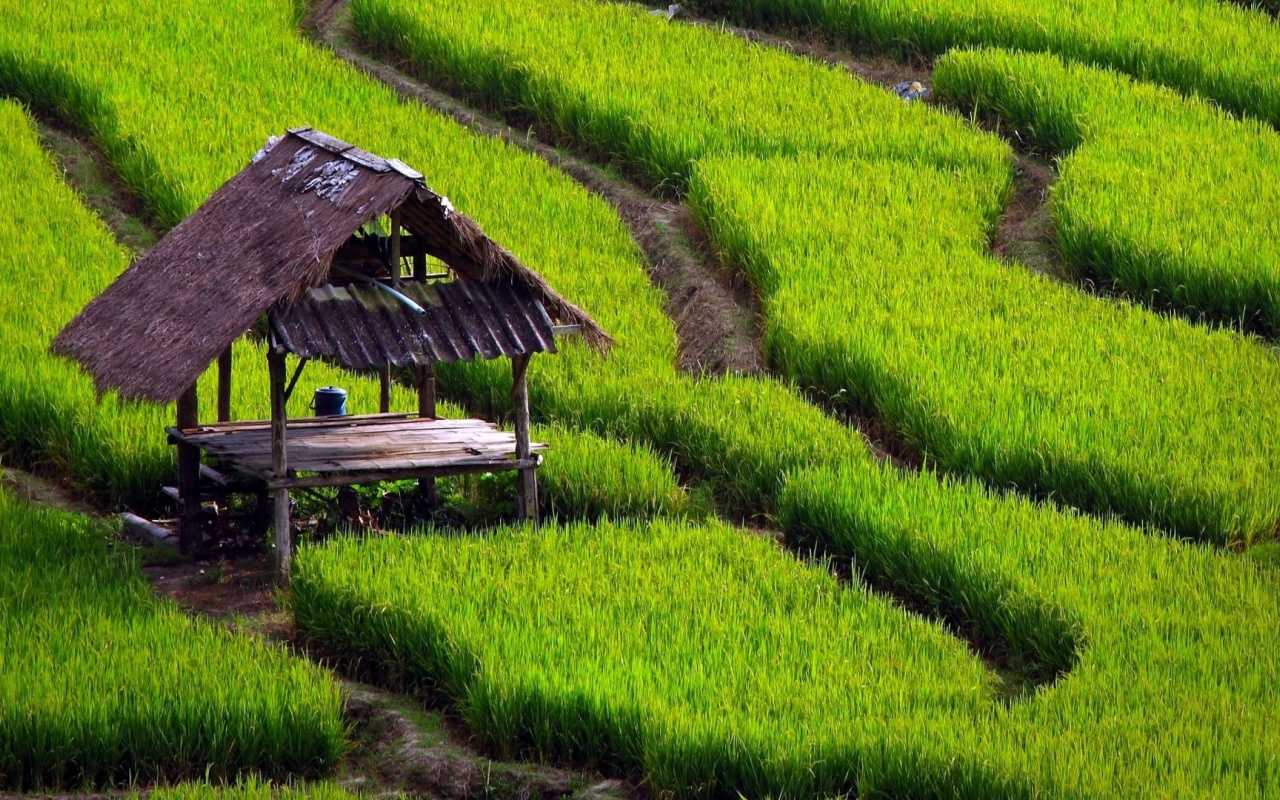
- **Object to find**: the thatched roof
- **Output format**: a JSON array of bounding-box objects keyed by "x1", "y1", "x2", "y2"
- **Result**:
[{"x1": 51, "y1": 127, "x2": 610, "y2": 403}]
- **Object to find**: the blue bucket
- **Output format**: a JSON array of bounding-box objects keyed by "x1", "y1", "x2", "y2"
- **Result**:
[{"x1": 312, "y1": 386, "x2": 348, "y2": 417}]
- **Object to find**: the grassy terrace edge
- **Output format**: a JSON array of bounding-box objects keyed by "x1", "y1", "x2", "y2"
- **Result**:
[
  {"x1": 351, "y1": 0, "x2": 1280, "y2": 545},
  {"x1": 0, "y1": 486, "x2": 344, "y2": 789},
  {"x1": 3, "y1": 0, "x2": 1280, "y2": 795}
]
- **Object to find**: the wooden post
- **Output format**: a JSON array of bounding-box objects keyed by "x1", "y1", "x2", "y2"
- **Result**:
[
  {"x1": 389, "y1": 209, "x2": 401, "y2": 286},
  {"x1": 413, "y1": 251, "x2": 426, "y2": 282},
  {"x1": 269, "y1": 348, "x2": 292, "y2": 586},
  {"x1": 379, "y1": 364, "x2": 392, "y2": 414},
  {"x1": 417, "y1": 362, "x2": 438, "y2": 506},
  {"x1": 217, "y1": 346, "x2": 232, "y2": 423},
  {"x1": 176, "y1": 383, "x2": 202, "y2": 554},
  {"x1": 511, "y1": 355, "x2": 537, "y2": 524}
]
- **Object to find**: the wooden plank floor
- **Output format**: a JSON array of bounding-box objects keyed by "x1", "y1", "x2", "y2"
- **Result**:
[{"x1": 170, "y1": 414, "x2": 544, "y2": 478}]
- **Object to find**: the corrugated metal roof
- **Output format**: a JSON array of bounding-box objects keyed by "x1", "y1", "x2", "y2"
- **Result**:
[{"x1": 270, "y1": 279, "x2": 558, "y2": 369}]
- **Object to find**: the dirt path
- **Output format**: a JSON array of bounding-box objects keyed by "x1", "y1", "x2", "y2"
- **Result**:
[{"x1": 142, "y1": 552, "x2": 636, "y2": 800}]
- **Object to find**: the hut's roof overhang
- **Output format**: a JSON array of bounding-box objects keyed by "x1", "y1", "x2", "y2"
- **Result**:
[
  {"x1": 270, "y1": 279, "x2": 558, "y2": 369},
  {"x1": 51, "y1": 127, "x2": 608, "y2": 403}
]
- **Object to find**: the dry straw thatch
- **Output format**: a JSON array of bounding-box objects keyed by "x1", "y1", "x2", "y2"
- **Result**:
[{"x1": 52, "y1": 128, "x2": 610, "y2": 403}]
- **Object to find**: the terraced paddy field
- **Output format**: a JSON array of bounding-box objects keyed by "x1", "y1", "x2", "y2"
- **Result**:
[{"x1": 0, "y1": 0, "x2": 1278, "y2": 796}]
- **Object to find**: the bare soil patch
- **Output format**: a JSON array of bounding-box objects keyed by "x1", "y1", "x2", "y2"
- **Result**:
[{"x1": 2, "y1": 466, "x2": 100, "y2": 517}]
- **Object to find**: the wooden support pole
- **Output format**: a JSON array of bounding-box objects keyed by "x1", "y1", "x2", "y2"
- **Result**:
[
  {"x1": 379, "y1": 363, "x2": 392, "y2": 414},
  {"x1": 217, "y1": 346, "x2": 232, "y2": 423},
  {"x1": 389, "y1": 209, "x2": 401, "y2": 286},
  {"x1": 176, "y1": 383, "x2": 202, "y2": 554},
  {"x1": 417, "y1": 362, "x2": 438, "y2": 506},
  {"x1": 269, "y1": 348, "x2": 292, "y2": 586},
  {"x1": 511, "y1": 355, "x2": 537, "y2": 524},
  {"x1": 413, "y1": 251, "x2": 426, "y2": 282}
]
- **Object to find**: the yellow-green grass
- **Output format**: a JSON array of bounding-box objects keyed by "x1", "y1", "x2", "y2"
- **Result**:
[
  {"x1": 349, "y1": 0, "x2": 1008, "y2": 191},
  {"x1": 780, "y1": 465, "x2": 1280, "y2": 799},
  {"x1": 936, "y1": 47, "x2": 1280, "y2": 336},
  {"x1": 5, "y1": 1, "x2": 1280, "y2": 795},
  {"x1": 0, "y1": 491, "x2": 344, "y2": 789},
  {"x1": 685, "y1": 0, "x2": 1280, "y2": 126},
  {"x1": 690, "y1": 153, "x2": 1280, "y2": 544},
  {"x1": 0, "y1": 96, "x2": 685, "y2": 518},
  {"x1": 294, "y1": 521, "x2": 1026, "y2": 798},
  {"x1": 295, "y1": 510, "x2": 1280, "y2": 797},
  {"x1": 0, "y1": 0, "x2": 878, "y2": 521},
  {"x1": 352, "y1": 0, "x2": 1280, "y2": 543},
  {"x1": 150, "y1": 779, "x2": 355, "y2": 800}
]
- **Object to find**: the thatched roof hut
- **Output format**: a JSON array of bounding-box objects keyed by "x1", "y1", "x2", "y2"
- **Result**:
[
  {"x1": 51, "y1": 128, "x2": 607, "y2": 583},
  {"x1": 52, "y1": 126, "x2": 608, "y2": 403}
]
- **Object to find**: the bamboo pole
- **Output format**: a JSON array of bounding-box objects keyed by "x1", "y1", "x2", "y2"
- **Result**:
[
  {"x1": 389, "y1": 209, "x2": 401, "y2": 286},
  {"x1": 417, "y1": 362, "x2": 438, "y2": 506},
  {"x1": 379, "y1": 364, "x2": 392, "y2": 414},
  {"x1": 511, "y1": 355, "x2": 537, "y2": 524},
  {"x1": 217, "y1": 346, "x2": 232, "y2": 423},
  {"x1": 269, "y1": 348, "x2": 291, "y2": 586},
  {"x1": 176, "y1": 383, "x2": 202, "y2": 554}
]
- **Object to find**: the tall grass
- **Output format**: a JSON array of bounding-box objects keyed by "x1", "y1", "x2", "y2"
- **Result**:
[
  {"x1": 294, "y1": 521, "x2": 1030, "y2": 798},
  {"x1": 295, "y1": 512, "x2": 1280, "y2": 797},
  {"x1": 935, "y1": 47, "x2": 1280, "y2": 336},
  {"x1": 354, "y1": 0, "x2": 1280, "y2": 543},
  {"x1": 0, "y1": 491, "x2": 345, "y2": 789},
  {"x1": 690, "y1": 153, "x2": 1280, "y2": 544},
  {"x1": 0, "y1": 97, "x2": 684, "y2": 517},
  {"x1": 685, "y1": 0, "x2": 1280, "y2": 127},
  {"x1": 150, "y1": 779, "x2": 354, "y2": 800},
  {"x1": 5, "y1": 0, "x2": 1280, "y2": 795},
  {"x1": 350, "y1": 0, "x2": 1007, "y2": 191},
  {"x1": 0, "y1": 0, "x2": 885, "y2": 523}
]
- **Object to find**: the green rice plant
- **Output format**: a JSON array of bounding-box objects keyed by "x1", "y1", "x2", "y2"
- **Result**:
[
  {"x1": 0, "y1": 491, "x2": 345, "y2": 789},
  {"x1": 293, "y1": 521, "x2": 1033, "y2": 798},
  {"x1": 781, "y1": 464, "x2": 1280, "y2": 798},
  {"x1": 351, "y1": 0, "x2": 1280, "y2": 543},
  {"x1": 690, "y1": 153, "x2": 1280, "y2": 544},
  {"x1": 0, "y1": 0, "x2": 885, "y2": 525},
  {"x1": 684, "y1": 0, "x2": 1280, "y2": 126},
  {"x1": 150, "y1": 778, "x2": 355, "y2": 800},
  {"x1": 936, "y1": 47, "x2": 1280, "y2": 336},
  {"x1": 295, "y1": 509, "x2": 1280, "y2": 797},
  {"x1": 0, "y1": 96, "x2": 680, "y2": 518},
  {"x1": 8, "y1": 1, "x2": 1280, "y2": 794},
  {"x1": 533, "y1": 425, "x2": 691, "y2": 520},
  {"x1": 349, "y1": 0, "x2": 1008, "y2": 192}
]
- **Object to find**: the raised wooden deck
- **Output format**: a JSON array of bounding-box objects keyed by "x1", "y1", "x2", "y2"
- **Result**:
[{"x1": 167, "y1": 413, "x2": 543, "y2": 489}]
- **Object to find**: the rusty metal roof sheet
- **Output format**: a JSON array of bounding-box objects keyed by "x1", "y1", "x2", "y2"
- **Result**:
[{"x1": 269, "y1": 279, "x2": 558, "y2": 369}]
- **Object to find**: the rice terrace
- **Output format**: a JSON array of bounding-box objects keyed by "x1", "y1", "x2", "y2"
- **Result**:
[{"x1": 1, "y1": 0, "x2": 1278, "y2": 796}]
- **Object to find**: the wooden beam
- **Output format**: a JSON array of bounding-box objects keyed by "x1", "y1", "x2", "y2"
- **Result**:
[
  {"x1": 283, "y1": 356, "x2": 310, "y2": 404},
  {"x1": 269, "y1": 349, "x2": 291, "y2": 586},
  {"x1": 217, "y1": 346, "x2": 232, "y2": 423},
  {"x1": 379, "y1": 364, "x2": 392, "y2": 414},
  {"x1": 176, "y1": 382, "x2": 202, "y2": 554},
  {"x1": 413, "y1": 250, "x2": 426, "y2": 282},
  {"x1": 120, "y1": 512, "x2": 178, "y2": 550},
  {"x1": 511, "y1": 355, "x2": 538, "y2": 524},
  {"x1": 267, "y1": 458, "x2": 539, "y2": 490},
  {"x1": 416, "y1": 363, "x2": 438, "y2": 505},
  {"x1": 389, "y1": 209, "x2": 402, "y2": 286}
]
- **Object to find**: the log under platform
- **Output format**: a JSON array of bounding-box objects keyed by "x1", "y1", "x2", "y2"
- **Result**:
[{"x1": 167, "y1": 413, "x2": 544, "y2": 490}]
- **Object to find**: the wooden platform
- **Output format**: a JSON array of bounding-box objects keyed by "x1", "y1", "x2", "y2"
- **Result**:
[{"x1": 167, "y1": 413, "x2": 543, "y2": 489}]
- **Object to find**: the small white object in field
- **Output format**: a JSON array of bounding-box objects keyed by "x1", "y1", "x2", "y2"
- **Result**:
[
  {"x1": 894, "y1": 81, "x2": 931, "y2": 102},
  {"x1": 650, "y1": 4, "x2": 681, "y2": 19}
]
